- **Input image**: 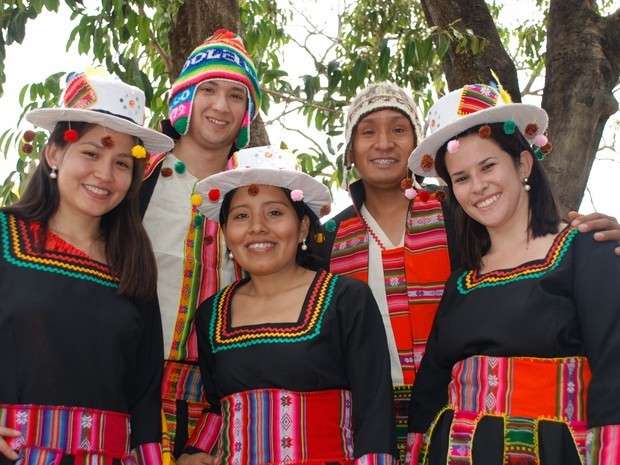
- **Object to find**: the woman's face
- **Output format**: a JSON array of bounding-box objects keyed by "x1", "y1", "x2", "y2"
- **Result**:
[
  {"x1": 224, "y1": 185, "x2": 309, "y2": 277},
  {"x1": 444, "y1": 133, "x2": 532, "y2": 231},
  {"x1": 45, "y1": 125, "x2": 135, "y2": 221}
]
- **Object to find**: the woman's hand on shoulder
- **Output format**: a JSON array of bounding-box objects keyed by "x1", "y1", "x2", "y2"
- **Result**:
[
  {"x1": 177, "y1": 451, "x2": 221, "y2": 465},
  {"x1": 569, "y1": 211, "x2": 620, "y2": 255},
  {"x1": 0, "y1": 426, "x2": 20, "y2": 460}
]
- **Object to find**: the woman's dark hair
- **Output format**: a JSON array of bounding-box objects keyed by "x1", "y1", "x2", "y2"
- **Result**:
[
  {"x1": 219, "y1": 186, "x2": 325, "y2": 271},
  {"x1": 3, "y1": 121, "x2": 157, "y2": 301},
  {"x1": 434, "y1": 122, "x2": 560, "y2": 270}
]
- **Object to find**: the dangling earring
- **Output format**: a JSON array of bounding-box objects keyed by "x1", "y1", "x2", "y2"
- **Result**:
[
  {"x1": 301, "y1": 238, "x2": 308, "y2": 251},
  {"x1": 50, "y1": 165, "x2": 58, "y2": 179},
  {"x1": 228, "y1": 250, "x2": 234, "y2": 260},
  {"x1": 523, "y1": 177, "x2": 531, "y2": 192}
]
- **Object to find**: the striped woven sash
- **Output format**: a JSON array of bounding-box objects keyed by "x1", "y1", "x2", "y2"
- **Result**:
[
  {"x1": 416, "y1": 356, "x2": 591, "y2": 465},
  {"x1": 0, "y1": 404, "x2": 131, "y2": 465}
]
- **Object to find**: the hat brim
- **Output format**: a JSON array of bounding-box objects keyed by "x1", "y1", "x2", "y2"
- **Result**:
[
  {"x1": 195, "y1": 168, "x2": 332, "y2": 220},
  {"x1": 409, "y1": 104, "x2": 548, "y2": 177},
  {"x1": 26, "y1": 108, "x2": 175, "y2": 153}
]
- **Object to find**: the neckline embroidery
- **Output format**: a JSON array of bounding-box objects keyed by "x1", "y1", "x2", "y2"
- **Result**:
[
  {"x1": 209, "y1": 270, "x2": 338, "y2": 352},
  {"x1": 457, "y1": 226, "x2": 577, "y2": 294},
  {"x1": 0, "y1": 212, "x2": 118, "y2": 288}
]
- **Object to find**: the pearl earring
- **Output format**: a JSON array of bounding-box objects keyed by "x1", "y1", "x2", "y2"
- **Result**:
[
  {"x1": 228, "y1": 250, "x2": 234, "y2": 260},
  {"x1": 301, "y1": 238, "x2": 308, "y2": 251},
  {"x1": 50, "y1": 165, "x2": 58, "y2": 179},
  {"x1": 523, "y1": 177, "x2": 531, "y2": 192}
]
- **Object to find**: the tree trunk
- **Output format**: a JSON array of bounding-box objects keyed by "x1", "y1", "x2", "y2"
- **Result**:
[
  {"x1": 168, "y1": 0, "x2": 269, "y2": 147},
  {"x1": 542, "y1": 1, "x2": 620, "y2": 213},
  {"x1": 419, "y1": 0, "x2": 521, "y2": 101},
  {"x1": 420, "y1": 0, "x2": 620, "y2": 213}
]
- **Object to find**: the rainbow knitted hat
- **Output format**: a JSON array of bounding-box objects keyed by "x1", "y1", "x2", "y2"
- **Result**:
[{"x1": 168, "y1": 29, "x2": 262, "y2": 148}]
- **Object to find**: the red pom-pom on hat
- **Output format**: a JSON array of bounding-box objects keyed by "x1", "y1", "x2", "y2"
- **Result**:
[
  {"x1": 207, "y1": 188, "x2": 221, "y2": 202},
  {"x1": 63, "y1": 129, "x2": 79, "y2": 143}
]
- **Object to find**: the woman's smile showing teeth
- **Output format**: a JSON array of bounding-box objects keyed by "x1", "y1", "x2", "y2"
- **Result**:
[
  {"x1": 83, "y1": 184, "x2": 111, "y2": 198},
  {"x1": 475, "y1": 193, "x2": 501, "y2": 209},
  {"x1": 247, "y1": 241, "x2": 275, "y2": 251}
]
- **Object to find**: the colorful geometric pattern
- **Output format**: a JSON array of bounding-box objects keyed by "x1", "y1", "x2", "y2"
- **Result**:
[
  {"x1": 193, "y1": 388, "x2": 398, "y2": 465},
  {"x1": 503, "y1": 416, "x2": 538, "y2": 465},
  {"x1": 457, "y1": 227, "x2": 578, "y2": 294},
  {"x1": 0, "y1": 404, "x2": 132, "y2": 465},
  {"x1": 457, "y1": 84, "x2": 499, "y2": 116},
  {"x1": 209, "y1": 270, "x2": 338, "y2": 352},
  {"x1": 63, "y1": 72, "x2": 97, "y2": 109},
  {"x1": 0, "y1": 212, "x2": 118, "y2": 288},
  {"x1": 393, "y1": 385, "x2": 414, "y2": 464},
  {"x1": 168, "y1": 29, "x2": 261, "y2": 148},
  {"x1": 330, "y1": 196, "x2": 451, "y2": 385},
  {"x1": 415, "y1": 356, "x2": 591, "y2": 465}
]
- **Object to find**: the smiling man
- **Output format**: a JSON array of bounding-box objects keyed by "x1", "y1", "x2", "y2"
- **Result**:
[{"x1": 137, "y1": 29, "x2": 262, "y2": 464}]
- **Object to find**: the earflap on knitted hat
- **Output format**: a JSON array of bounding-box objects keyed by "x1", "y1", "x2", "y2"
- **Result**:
[
  {"x1": 167, "y1": 29, "x2": 261, "y2": 148},
  {"x1": 344, "y1": 82, "x2": 422, "y2": 165}
]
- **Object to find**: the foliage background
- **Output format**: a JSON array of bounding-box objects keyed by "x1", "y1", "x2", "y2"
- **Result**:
[{"x1": 0, "y1": 0, "x2": 618, "y2": 216}]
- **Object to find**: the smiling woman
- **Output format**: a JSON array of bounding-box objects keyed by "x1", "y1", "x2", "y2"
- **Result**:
[
  {"x1": 405, "y1": 84, "x2": 620, "y2": 465},
  {"x1": 176, "y1": 145, "x2": 397, "y2": 465},
  {"x1": 0, "y1": 70, "x2": 173, "y2": 465}
]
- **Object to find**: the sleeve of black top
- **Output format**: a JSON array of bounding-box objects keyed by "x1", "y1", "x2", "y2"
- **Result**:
[
  {"x1": 407, "y1": 283, "x2": 453, "y2": 433},
  {"x1": 128, "y1": 297, "x2": 164, "y2": 448},
  {"x1": 340, "y1": 278, "x2": 396, "y2": 457},
  {"x1": 195, "y1": 298, "x2": 221, "y2": 415},
  {"x1": 572, "y1": 232, "x2": 620, "y2": 427}
]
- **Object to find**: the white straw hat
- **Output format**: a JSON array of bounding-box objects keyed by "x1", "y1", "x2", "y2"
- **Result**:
[
  {"x1": 410, "y1": 83, "x2": 548, "y2": 177},
  {"x1": 195, "y1": 146, "x2": 332, "y2": 220},
  {"x1": 26, "y1": 69, "x2": 174, "y2": 153}
]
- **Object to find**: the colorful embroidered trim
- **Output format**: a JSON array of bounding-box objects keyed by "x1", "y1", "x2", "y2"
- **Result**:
[
  {"x1": 415, "y1": 356, "x2": 591, "y2": 465},
  {"x1": 168, "y1": 204, "x2": 224, "y2": 361},
  {"x1": 63, "y1": 73, "x2": 97, "y2": 109},
  {"x1": 0, "y1": 212, "x2": 118, "y2": 288},
  {"x1": 587, "y1": 425, "x2": 620, "y2": 465},
  {"x1": 329, "y1": 197, "x2": 451, "y2": 386},
  {"x1": 457, "y1": 227, "x2": 577, "y2": 294},
  {"x1": 218, "y1": 388, "x2": 354, "y2": 465},
  {"x1": 209, "y1": 271, "x2": 338, "y2": 352},
  {"x1": 457, "y1": 84, "x2": 499, "y2": 116},
  {"x1": 354, "y1": 453, "x2": 397, "y2": 465},
  {"x1": 0, "y1": 404, "x2": 130, "y2": 464},
  {"x1": 161, "y1": 361, "x2": 206, "y2": 403},
  {"x1": 406, "y1": 432, "x2": 424, "y2": 465},
  {"x1": 394, "y1": 385, "x2": 413, "y2": 464},
  {"x1": 503, "y1": 416, "x2": 538, "y2": 465},
  {"x1": 186, "y1": 412, "x2": 222, "y2": 453},
  {"x1": 123, "y1": 443, "x2": 163, "y2": 465}
]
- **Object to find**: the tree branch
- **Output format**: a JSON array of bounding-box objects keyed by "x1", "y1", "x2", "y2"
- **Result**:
[
  {"x1": 419, "y1": 0, "x2": 521, "y2": 100},
  {"x1": 264, "y1": 89, "x2": 342, "y2": 114},
  {"x1": 138, "y1": 3, "x2": 174, "y2": 75},
  {"x1": 279, "y1": 122, "x2": 325, "y2": 155}
]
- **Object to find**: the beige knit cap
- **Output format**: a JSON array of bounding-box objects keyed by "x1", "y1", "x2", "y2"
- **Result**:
[{"x1": 344, "y1": 81, "x2": 422, "y2": 165}]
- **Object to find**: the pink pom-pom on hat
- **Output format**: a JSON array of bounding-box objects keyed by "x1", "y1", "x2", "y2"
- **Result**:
[
  {"x1": 533, "y1": 134, "x2": 548, "y2": 147},
  {"x1": 447, "y1": 139, "x2": 460, "y2": 154},
  {"x1": 290, "y1": 189, "x2": 304, "y2": 202},
  {"x1": 404, "y1": 187, "x2": 417, "y2": 200}
]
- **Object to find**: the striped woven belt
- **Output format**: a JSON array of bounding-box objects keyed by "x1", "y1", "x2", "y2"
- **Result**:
[
  {"x1": 218, "y1": 388, "x2": 355, "y2": 465},
  {"x1": 421, "y1": 356, "x2": 591, "y2": 465},
  {"x1": 0, "y1": 404, "x2": 131, "y2": 465}
]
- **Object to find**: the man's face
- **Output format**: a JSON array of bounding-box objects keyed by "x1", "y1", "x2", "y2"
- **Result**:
[
  {"x1": 350, "y1": 109, "x2": 416, "y2": 190},
  {"x1": 187, "y1": 79, "x2": 248, "y2": 150}
]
